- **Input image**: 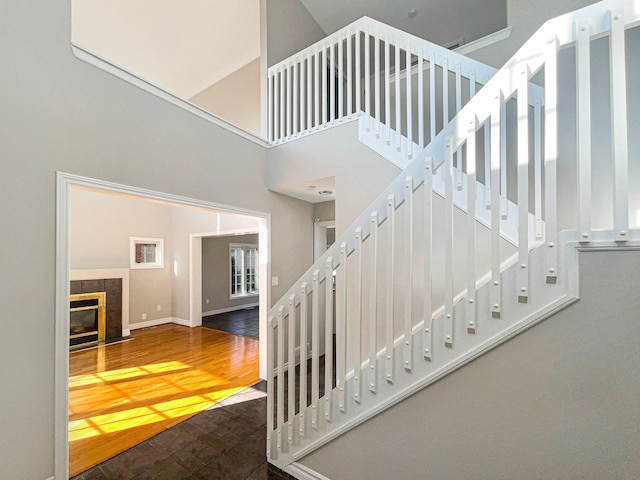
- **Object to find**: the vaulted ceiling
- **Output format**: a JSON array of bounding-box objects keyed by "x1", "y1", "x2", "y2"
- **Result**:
[
  {"x1": 72, "y1": 0, "x2": 260, "y2": 99},
  {"x1": 72, "y1": 0, "x2": 506, "y2": 101}
]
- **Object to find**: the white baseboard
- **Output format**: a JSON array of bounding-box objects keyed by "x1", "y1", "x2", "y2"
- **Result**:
[
  {"x1": 283, "y1": 463, "x2": 331, "y2": 480},
  {"x1": 171, "y1": 317, "x2": 191, "y2": 327},
  {"x1": 202, "y1": 302, "x2": 259, "y2": 317},
  {"x1": 122, "y1": 328, "x2": 131, "y2": 337},
  {"x1": 129, "y1": 317, "x2": 195, "y2": 330},
  {"x1": 44, "y1": 477, "x2": 54, "y2": 480},
  {"x1": 128, "y1": 317, "x2": 173, "y2": 330}
]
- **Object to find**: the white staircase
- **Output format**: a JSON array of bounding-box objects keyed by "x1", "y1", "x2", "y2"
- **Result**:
[{"x1": 266, "y1": 0, "x2": 640, "y2": 474}]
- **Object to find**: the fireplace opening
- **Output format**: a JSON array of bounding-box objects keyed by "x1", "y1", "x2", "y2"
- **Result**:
[{"x1": 70, "y1": 292, "x2": 106, "y2": 350}]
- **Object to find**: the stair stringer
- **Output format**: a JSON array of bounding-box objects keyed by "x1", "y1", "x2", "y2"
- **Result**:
[{"x1": 269, "y1": 233, "x2": 580, "y2": 469}]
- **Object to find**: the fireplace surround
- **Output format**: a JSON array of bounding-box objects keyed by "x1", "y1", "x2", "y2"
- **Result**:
[{"x1": 69, "y1": 291, "x2": 106, "y2": 349}]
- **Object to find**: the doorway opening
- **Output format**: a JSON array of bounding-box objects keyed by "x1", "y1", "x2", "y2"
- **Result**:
[{"x1": 55, "y1": 173, "x2": 270, "y2": 478}]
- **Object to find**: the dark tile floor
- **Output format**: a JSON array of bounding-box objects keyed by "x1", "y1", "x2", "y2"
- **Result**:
[
  {"x1": 202, "y1": 307, "x2": 259, "y2": 339},
  {"x1": 70, "y1": 382, "x2": 294, "y2": 480}
]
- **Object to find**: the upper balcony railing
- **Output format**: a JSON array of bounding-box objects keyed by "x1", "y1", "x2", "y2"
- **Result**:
[{"x1": 267, "y1": 17, "x2": 543, "y2": 167}]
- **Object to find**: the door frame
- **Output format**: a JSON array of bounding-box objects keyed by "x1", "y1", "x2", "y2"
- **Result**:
[{"x1": 55, "y1": 172, "x2": 270, "y2": 479}]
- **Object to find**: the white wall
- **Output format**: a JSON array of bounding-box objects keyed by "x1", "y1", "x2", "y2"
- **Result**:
[
  {"x1": 189, "y1": 59, "x2": 261, "y2": 137},
  {"x1": 301, "y1": 249, "x2": 640, "y2": 479},
  {"x1": 202, "y1": 233, "x2": 259, "y2": 312},
  {"x1": 266, "y1": 121, "x2": 401, "y2": 236},
  {"x1": 0, "y1": 1, "x2": 313, "y2": 478}
]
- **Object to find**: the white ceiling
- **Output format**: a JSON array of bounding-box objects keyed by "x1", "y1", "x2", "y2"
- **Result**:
[
  {"x1": 299, "y1": 0, "x2": 507, "y2": 48},
  {"x1": 71, "y1": 0, "x2": 260, "y2": 99},
  {"x1": 270, "y1": 177, "x2": 335, "y2": 204}
]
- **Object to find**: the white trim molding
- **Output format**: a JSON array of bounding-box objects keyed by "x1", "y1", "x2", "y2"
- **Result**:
[
  {"x1": 282, "y1": 463, "x2": 333, "y2": 480},
  {"x1": 71, "y1": 45, "x2": 269, "y2": 148}
]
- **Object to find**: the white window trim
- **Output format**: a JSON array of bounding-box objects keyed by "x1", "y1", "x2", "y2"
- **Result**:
[
  {"x1": 230, "y1": 243, "x2": 259, "y2": 300},
  {"x1": 130, "y1": 237, "x2": 164, "y2": 269}
]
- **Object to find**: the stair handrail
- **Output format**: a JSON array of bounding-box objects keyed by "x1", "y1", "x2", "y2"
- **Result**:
[
  {"x1": 268, "y1": 0, "x2": 638, "y2": 320},
  {"x1": 268, "y1": 0, "x2": 639, "y2": 467}
]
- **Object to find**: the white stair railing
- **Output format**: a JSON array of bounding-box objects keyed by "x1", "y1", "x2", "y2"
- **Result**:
[
  {"x1": 267, "y1": 17, "x2": 501, "y2": 160},
  {"x1": 267, "y1": 0, "x2": 639, "y2": 469}
]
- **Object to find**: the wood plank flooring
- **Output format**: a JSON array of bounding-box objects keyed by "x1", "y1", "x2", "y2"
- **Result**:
[{"x1": 68, "y1": 324, "x2": 260, "y2": 478}]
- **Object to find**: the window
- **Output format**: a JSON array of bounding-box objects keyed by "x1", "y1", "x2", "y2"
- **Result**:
[
  {"x1": 230, "y1": 244, "x2": 258, "y2": 298},
  {"x1": 130, "y1": 237, "x2": 164, "y2": 269}
]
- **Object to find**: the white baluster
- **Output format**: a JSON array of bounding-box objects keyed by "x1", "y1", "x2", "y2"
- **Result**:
[
  {"x1": 337, "y1": 243, "x2": 347, "y2": 413},
  {"x1": 266, "y1": 315, "x2": 275, "y2": 459},
  {"x1": 544, "y1": 37, "x2": 558, "y2": 284},
  {"x1": 330, "y1": 40, "x2": 336, "y2": 123},
  {"x1": 406, "y1": 44, "x2": 413, "y2": 159},
  {"x1": 374, "y1": 33, "x2": 381, "y2": 136},
  {"x1": 466, "y1": 119, "x2": 477, "y2": 334},
  {"x1": 355, "y1": 28, "x2": 361, "y2": 115},
  {"x1": 455, "y1": 64, "x2": 463, "y2": 190},
  {"x1": 287, "y1": 296, "x2": 296, "y2": 446},
  {"x1": 429, "y1": 54, "x2": 436, "y2": 142},
  {"x1": 298, "y1": 283, "x2": 308, "y2": 438},
  {"x1": 444, "y1": 139, "x2": 454, "y2": 347},
  {"x1": 300, "y1": 58, "x2": 306, "y2": 134},
  {"x1": 293, "y1": 61, "x2": 299, "y2": 137},
  {"x1": 404, "y1": 177, "x2": 413, "y2": 371},
  {"x1": 280, "y1": 68, "x2": 285, "y2": 140},
  {"x1": 314, "y1": 49, "x2": 320, "y2": 129},
  {"x1": 534, "y1": 100, "x2": 543, "y2": 239},
  {"x1": 287, "y1": 65, "x2": 292, "y2": 138},
  {"x1": 491, "y1": 94, "x2": 502, "y2": 317},
  {"x1": 577, "y1": 19, "x2": 592, "y2": 242},
  {"x1": 268, "y1": 72, "x2": 274, "y2": 143},
  {"x1": 274, "y1": 70, "x2": 280, "y2": 141},
  {"x1": 324, "y1": 257, "x2": 334, "y2": 423},
  {"x1": 385, "y1": 194, "x2": 396, "y2": 382},
  {"x1": 395, "y1": 42, "x2": 402, "y2": 152},
  {"x1": 610, "y1": 11, "x2": 629, "y2": 241},
  {"x1": 338, "y1": 34, "x2": 344, "y2": 120},
  {"x1": 322, "y1": 43, "x2": 328, "y2": 126},
  {"x1": 500, "y1": 103, "x2": 507, "y2": 218},
  {"x1": 418, "y1": 50, "x2": 424, "y2": 149},
  {"x1": 347, "y1": 30, "x2": 353, "y2": 118},
  {"x1": 385, "y1": 38, "x2": 391, "y2": 144},
  {"x1": 442, "y1": 58, "x2": 449, "y2": 131},
  {"x1": 353, "y1": 227, "x2": 363, "y2": 403},
  {"x1": 424, "y1": 157, "x2": 433, "y2": 361},
  {"x1": 311, "y1": 270, "x2": 320, "y2": 429},
  {"x1": 276, "y1": 306, "x2": 285, "y2": 453},
  {"x1": 365, "y1": 29, "x2": 371, "y2": 129},
  {"x1": 369, "y1": 211, "x2": 378, "y2": 393},
  {"x1": 307, "y1": 54, "x2": 312, "y2": 131},
  {"x1": 517, "y1": 67, "x2": 529, "y2": 304}
]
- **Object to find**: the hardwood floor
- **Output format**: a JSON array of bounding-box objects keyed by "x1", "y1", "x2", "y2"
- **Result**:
[{"x1": 68, "y1": 324, "x2": 260, "y2": 478}]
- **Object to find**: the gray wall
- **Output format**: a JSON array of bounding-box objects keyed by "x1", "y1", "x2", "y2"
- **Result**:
[
  {"x1": 469, "y1": 0, "x2": 599, "y2": 67},
  {"x1": 0, "y1": 1, "x2": 312, "y2": 478},
  {"x1": 301, "y1": 249, "x2": 640, "y2": 479},
  {"x1": 313, "y1": 201, "x2": 335, "y2": 222},
  {"x1": 202, "y1": 234, "x2": 259, "y2": 312},
  {"x1": 265, "y1": 0, "x2": 326, "y2": 66}
]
